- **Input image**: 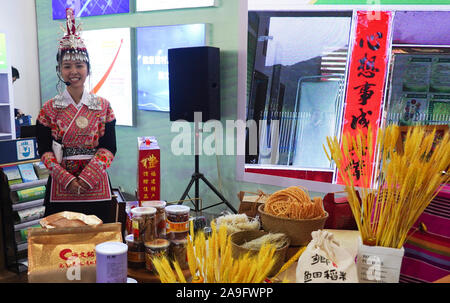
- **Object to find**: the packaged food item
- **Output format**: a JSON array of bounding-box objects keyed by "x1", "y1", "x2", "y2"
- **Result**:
[
  {"x1": 27, "y1": 223, "x2": 122, "y2": 283},
  {"x1": 125, "y1": 234, "x2": 145, "y2": 269},
  {"x1": 144, "y1": 238, "x2": 170, "y2": 273},
  {"x1": 170, "y1": 239, "x2": 188, "y2": 270},
  {"x1": 39, "y1": 211, "x2": 102, "y2": 229},
  {"x1": 131, "y1": 207, "x2": 156, "y2": 243},
  {"x1": 95, "y1": 242, "x2": 128, "y2": 283},
  {"x1": 165, "y1": 205, "x2": 190, "y2": 241},
  {"x1": 142, "y1": 200, "x2": 167, "y2": 239}
]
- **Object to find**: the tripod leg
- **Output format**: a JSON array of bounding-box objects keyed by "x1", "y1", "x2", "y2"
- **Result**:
[
  {"x1": 179, "y1": 176, "x2": 196, "y2": 205},
  {"x1": 199, "y1": 175, "x2": 238, "y2": 213}
]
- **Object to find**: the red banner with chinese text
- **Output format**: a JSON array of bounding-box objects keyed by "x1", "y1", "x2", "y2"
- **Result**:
[
  {"x1": 337, "y1": 11, "x2": 393, "y2": 187},
  {"x1": 137, "y1": 137, "x2": 161, "y2": 203}
]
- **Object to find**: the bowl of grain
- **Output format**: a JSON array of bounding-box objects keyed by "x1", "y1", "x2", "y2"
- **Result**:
[{"x1": 230, "y1": 230, "x2": 290, "y2": 277}]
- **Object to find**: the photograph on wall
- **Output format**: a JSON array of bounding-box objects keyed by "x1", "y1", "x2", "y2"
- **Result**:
[
  {"x1": 402, "y1": 57, "x2": 432, "y2": 92},
  {"x1": 136, "y1": 24, "x2": 207, "y2": 112},
  {"x1": 399, "y1": 93, "x2": 429, "y2": 125},
  {"x1": 82, "y1": 28, "x2": 133, "y2": 126},
  {"x1": 52, "y1": 0, "x2": 129, "y2": 19},
  {"x1": 429, "y1": 94, "x2": 450, "y2": 121},
  {"x1": 136, "y1": 0, "x2": 216, "y2": 12},
  {"x1": 430, "y1": 57, "x2": 450, "y2": 93}
]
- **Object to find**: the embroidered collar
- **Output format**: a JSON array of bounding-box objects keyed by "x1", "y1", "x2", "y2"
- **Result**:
[{"x1": 53, "y1": 88, "x2": 102, "y2": 110}]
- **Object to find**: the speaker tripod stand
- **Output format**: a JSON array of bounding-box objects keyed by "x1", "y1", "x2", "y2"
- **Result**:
[{"x1": 178, "y1": 122, "x2": 237, "y2": 214}]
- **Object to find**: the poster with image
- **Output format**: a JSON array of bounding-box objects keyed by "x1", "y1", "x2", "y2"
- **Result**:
[
  {"x1": 136, "y1": 24, "x2": 207, "y2": 112},
  {"x1": 430, "y1": 57, "x2": 450, "y2": 93},
  {"x1": 429, "y1": 94, "x2": 450, "y2": 121},
  {"x1": 82, "y1": 28, "x2": 133, "y2": 126},
  {"x1": 400, "y1": 93, "x2": 428, "y2": 125},
  {"x1": 402, "y1": 57, "x2": 432, "y2": 92},
  {"x1": 52, "y1": 0, "x2": 129, "y2": 19}
]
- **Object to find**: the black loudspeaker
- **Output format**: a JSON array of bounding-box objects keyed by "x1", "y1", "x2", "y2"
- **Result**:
[{"x1": 168, "y1": 46, "x2": 220, "y2": 122}]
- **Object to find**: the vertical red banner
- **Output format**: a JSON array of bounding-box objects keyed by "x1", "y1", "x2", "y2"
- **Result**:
[
  {"x1": 137, "y1": 137, "x2": 161, "y2": 203},
  {"x1": 338, "y1": 11, "x2": 393, "y2": 187}
]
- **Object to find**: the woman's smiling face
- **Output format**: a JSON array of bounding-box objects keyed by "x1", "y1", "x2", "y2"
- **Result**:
[{"x1": 60, "y1": 59, "x2": 88, "y2": 89}]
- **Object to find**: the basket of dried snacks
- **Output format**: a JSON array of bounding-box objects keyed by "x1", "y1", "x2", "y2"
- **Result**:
[
  {"x1": 230, "y1": 230, "x2": 290, "y2": 277},
  {"x1": 258, "y1": 186, "x2": 328, "y2": 246}
]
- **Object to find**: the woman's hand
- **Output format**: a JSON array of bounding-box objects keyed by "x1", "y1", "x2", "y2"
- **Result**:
[
  {"x1": 77, "y1": 178, "x2": 91, "y2": 191},
  {"x1": 67, "y1": 178, "x2": 88, "y2": 194}
]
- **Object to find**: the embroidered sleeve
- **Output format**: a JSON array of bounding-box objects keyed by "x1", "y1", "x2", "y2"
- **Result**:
[
  {"x1": 41, "y1": 152, "x2": 76, "y2": 188},
  {"x1": 78, "y1": 148, "x2": 114, "y2": 189},
  {"x1": 36, "y1": 119, "x2": 76, "y2": 189}
]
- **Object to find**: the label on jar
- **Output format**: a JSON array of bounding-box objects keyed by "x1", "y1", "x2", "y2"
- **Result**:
[
  {"x1": 166, "y1": 220, "x2": 189, "y2": 233},
  {"x1": 128, "y1": 251, "x2": 145, "y2": 263},
  {"x1": 132, "y1": 220, "x2": 140, "y2": 241}
]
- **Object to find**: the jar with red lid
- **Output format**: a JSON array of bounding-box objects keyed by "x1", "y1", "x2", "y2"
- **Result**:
[
  {"x1": 165, "y1": 205, "x2": 190, "y2": 241},
  {"x1": 142, "y1": 200, "x2": 167, "y2": 239}
]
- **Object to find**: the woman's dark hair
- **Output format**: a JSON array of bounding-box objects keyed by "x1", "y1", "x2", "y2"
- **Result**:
[{"x1": 12, "y1": 66, "x2": 19, "y2": 79}]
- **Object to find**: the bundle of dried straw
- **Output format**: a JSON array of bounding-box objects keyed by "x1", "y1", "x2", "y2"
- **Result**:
[
  {"x1": 324, "y1": 125, "x2": 450, "y2": 248},
  {"x1": 152, "y1": 220, "x2": 279, "y2": 283}
]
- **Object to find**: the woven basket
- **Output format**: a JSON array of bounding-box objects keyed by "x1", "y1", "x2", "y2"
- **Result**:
[
  {"x1": 230, "y1": 230, "x2": 290, "y2": 277},
  {"x1": 258, "y1": 204, "x2": 328, "y2": 246}
]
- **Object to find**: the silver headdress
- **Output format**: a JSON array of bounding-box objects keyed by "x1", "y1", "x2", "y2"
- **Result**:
[{"x1": 58, "y1": 8, "x2": 89, "y2": 63}]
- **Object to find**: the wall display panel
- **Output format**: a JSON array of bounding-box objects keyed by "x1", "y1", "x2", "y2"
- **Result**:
[
  {"x1": 82, "y1": 28, "x2": 133, "y2": 126},
  {"x1": 0, "y1": 33, "x2": 7, "y2": 70},
  {"x1": 387, "y1": 52, "x2": 450, "y2": 126},
  {"x1": 52, "y1": 0, "x2": 129, "y2": 19},
  {"x1": 136, "y1": 0, "x2": 216, "y2": 12},
  {"x1": 136, "y1": 24, "x2": 207, "y2": 112}
]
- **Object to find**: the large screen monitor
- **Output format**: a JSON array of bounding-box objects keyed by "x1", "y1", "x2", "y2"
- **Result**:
[
  {"x1": 52, "y1": 0, "x2": 130, "y2": 20},
  {"x1": 82, "y1": 28, "x2": 133, "y2": 126},
  {"x1": 136, "y1": 24, "x2": 207, "y2": 112}
]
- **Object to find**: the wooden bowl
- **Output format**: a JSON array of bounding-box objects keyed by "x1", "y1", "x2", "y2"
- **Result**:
[
  {"x1": 230, "y1": 230, "x2": 290, "y2": 277},
  {"x1": 258, "y1": 204, "x2": 328, "y2": 246}
]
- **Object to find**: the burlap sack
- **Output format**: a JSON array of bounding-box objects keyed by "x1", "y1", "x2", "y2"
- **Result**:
[{"x1": 27, "y1": 223, "x2": 122, "y2": 283}]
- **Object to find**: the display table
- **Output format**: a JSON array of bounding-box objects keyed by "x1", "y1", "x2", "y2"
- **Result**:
[{"x1": 127, "y1": 229, "x2": 359, "y2": 283}]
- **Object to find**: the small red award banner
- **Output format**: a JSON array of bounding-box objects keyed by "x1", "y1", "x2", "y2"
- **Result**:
[
  {"x1": 137, "y1": 137, "x2": 160, "y2": 203},
  {"x1": 337, "y1": 11, "x2": 393, "y2": 187}
]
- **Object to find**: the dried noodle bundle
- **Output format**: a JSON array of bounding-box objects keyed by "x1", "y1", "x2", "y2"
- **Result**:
[{"x1": 264, "y1": 186, "x2": 326, "y2": 219}]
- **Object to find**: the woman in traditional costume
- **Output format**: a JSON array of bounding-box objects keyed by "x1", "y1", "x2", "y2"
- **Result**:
[{"x1": 36, "y1": 8, "x2": 117, "y2": 223}]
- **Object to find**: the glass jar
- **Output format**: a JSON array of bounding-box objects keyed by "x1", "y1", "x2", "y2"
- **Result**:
[
  {"x1": 165, "y1": 205, "x2": 190, "y2": 241},
  {"x1": 142, "y1": 200, "x2": 167, "y2": 239},
  {"x1": 144, "y1": 238, "x2": 170, "y2": 274},
  {"x1": 131, "y1": 207, "x2": 157, "y2": 243},
  {"x1": 125, "y1": 234, "x2": 145, "y2": 269},
  {"x1": 170, "y1": 239, "x2": 189, "y2": 270}
]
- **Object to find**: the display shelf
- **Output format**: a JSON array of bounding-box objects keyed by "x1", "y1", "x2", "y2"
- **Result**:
[
  {"x1": 0, "y1": 148, "x2": 47, "y2": 273},
  {"x1": 10, "y1": 178, "x2": 48, "y2": 191},
  {"x1": 12, "y1": 198, "x2": 44, "y2": 212},
  {"x1": 14, "y1": 218, "x2": 41, "y2": 232},
  {"x1": 17, "y1": 243, "x2": 27, "y2": 252}
]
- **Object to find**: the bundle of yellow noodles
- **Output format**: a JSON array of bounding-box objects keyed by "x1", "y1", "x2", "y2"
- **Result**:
[
  {"x1": 324, "y1": 125, "x2": 450, "y2": 248},
  {"x1": 152, "y1": 220, "x2": 279, "y2": 283}
]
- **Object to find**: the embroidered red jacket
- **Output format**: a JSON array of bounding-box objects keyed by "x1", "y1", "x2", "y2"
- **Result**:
[{"x1": 36, "y1": 89, "x2": 117, "y2": 202}]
